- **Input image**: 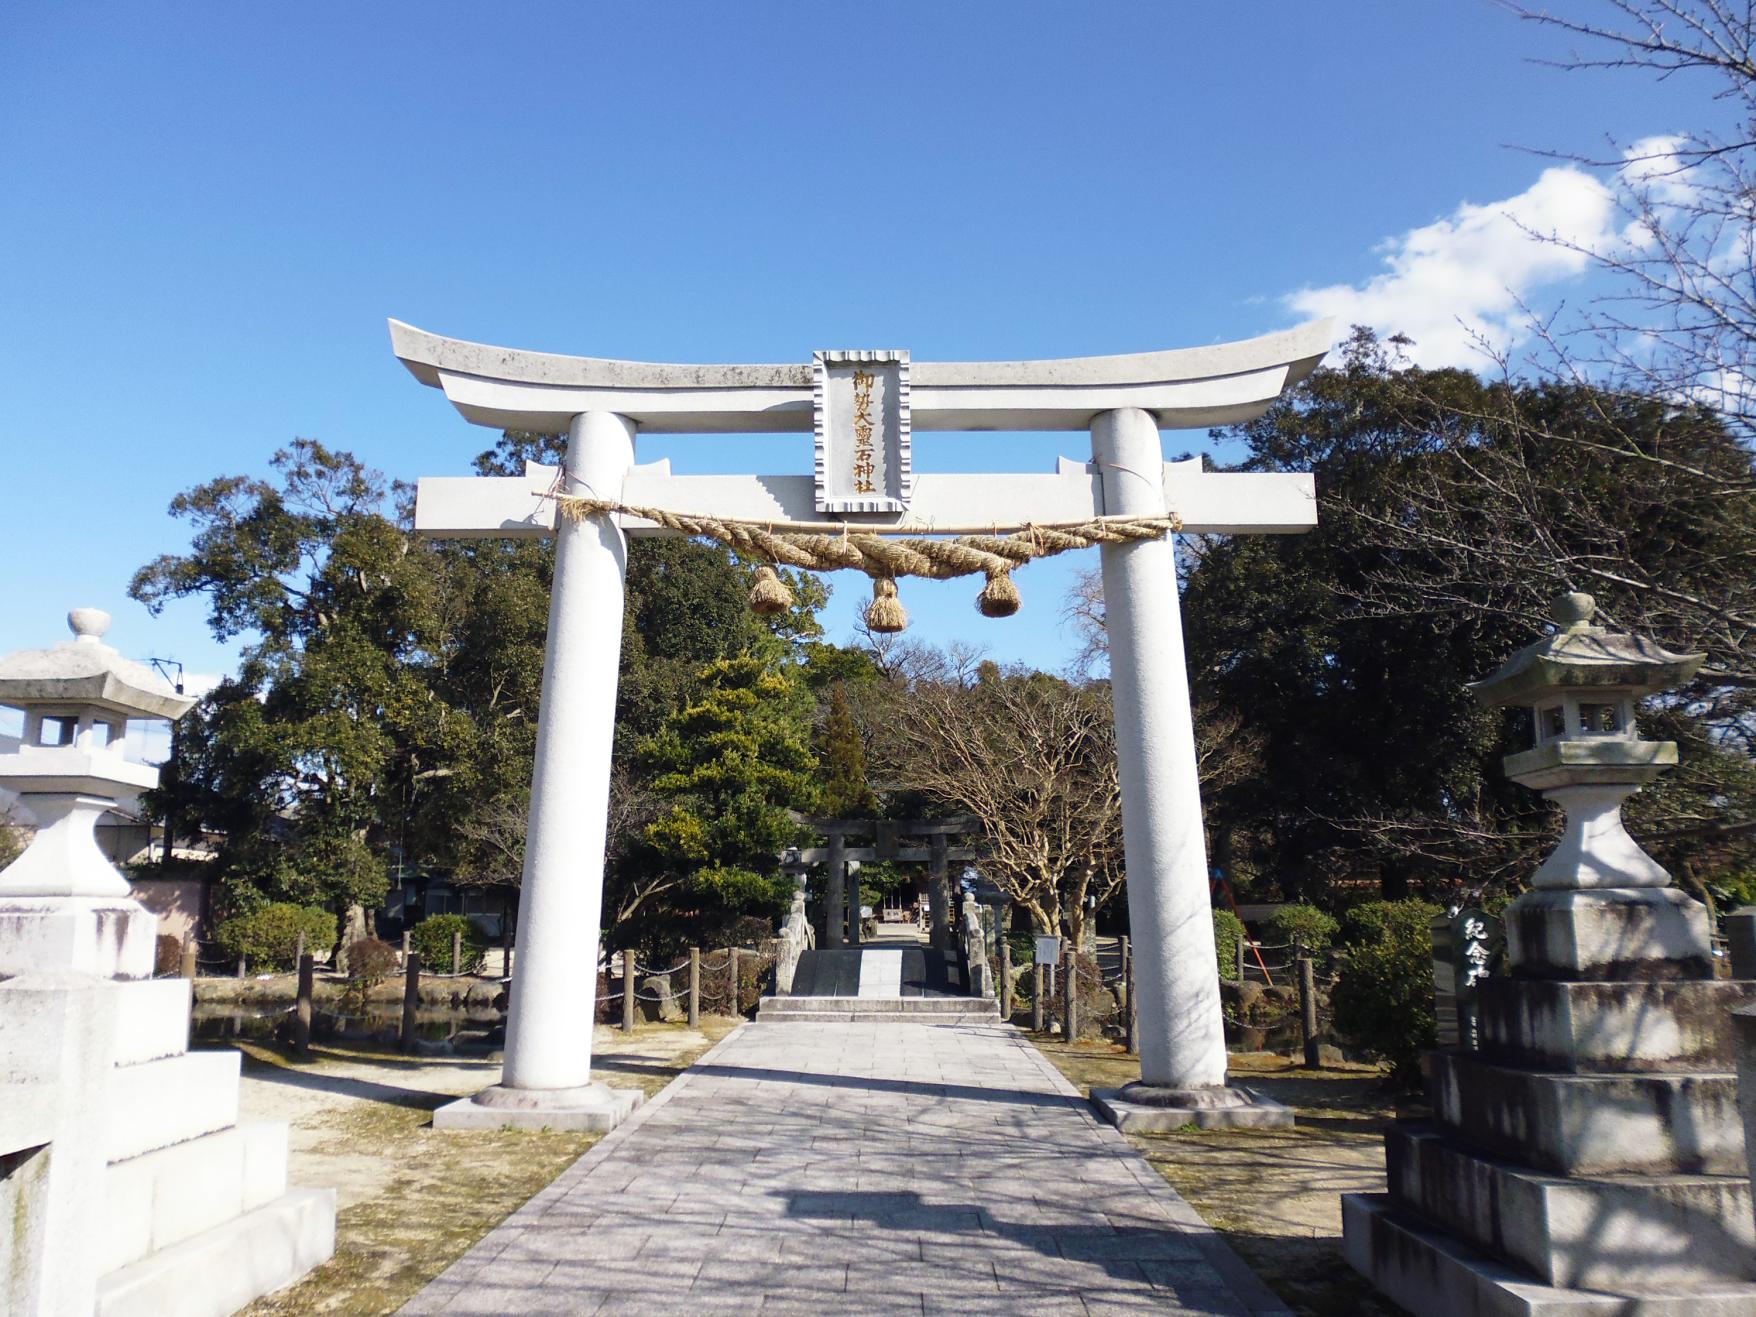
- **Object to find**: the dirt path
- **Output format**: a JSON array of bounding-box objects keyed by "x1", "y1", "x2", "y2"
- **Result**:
[
  {"x1": 235, "y1": 1019, "x2": 737, "y2": 1316},
  {"x1": 1031, "y1": 1035, "x2": 1405, "y2": 1317}
]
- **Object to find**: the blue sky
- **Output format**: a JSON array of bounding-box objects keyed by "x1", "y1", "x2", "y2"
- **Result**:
[{"x1": 1, "y1": 2, "x2": 1701, "y2": 683}]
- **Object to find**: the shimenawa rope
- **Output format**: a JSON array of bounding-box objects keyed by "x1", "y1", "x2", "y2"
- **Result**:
[{"x1": 551, "y1": 494, "x2": 1181, "y2": 633}]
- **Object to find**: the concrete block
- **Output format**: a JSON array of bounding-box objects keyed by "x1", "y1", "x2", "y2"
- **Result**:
[
  {"x1": 238, "y1": 1121, "x2": 290, "y2": 1211},
  {"x1": 432, "y1": 1083, "x2": 643, "y2": 1132},
  {"x1": 1429, "y1": 1050, "x2": 1745, "y2": 1175},
  {"x1": 1505, "y1": 888, "x2": 1712, "y2": 981},
  {"x1": 105, "y1": 1051, "x2": 240, "y2": 1162},
  {"x1": 103, "y1": 1129, "x2": 249, "y2": 1273},
  {"x1": 1736, "y1": 1005, "x2": 1756, "y2": 1236},
  {"x1": 0, "y1": 898, "x2": 157, "y2": 979},
  {"x1": 1342, "y1": 1192, "x2": 1756, "y2": 1316},
  {"x1": 110, "y1": 978, "x2": 192, "y2": 1065},
  {"x1": 95, "y1": 1187, "x2": 336, "y2": 1317},
  {"x1": 1386, "y1": 1125, "x2": 1754, "y2": 1288},
  {"x1": 1477, "y1": 978, "x2": 1756, "y2": 1073},
  {"x1": 1089, "y1": 1085, "x2": 1293, "y2": 1131}
]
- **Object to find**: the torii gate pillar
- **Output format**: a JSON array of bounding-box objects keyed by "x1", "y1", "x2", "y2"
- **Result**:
[
  {"x1": 1093, "y1": 409, "x2": 1227, "y2": 1092},
  {"x1": 433, "y1": 411, "x2": 643, "y2": 1131}
]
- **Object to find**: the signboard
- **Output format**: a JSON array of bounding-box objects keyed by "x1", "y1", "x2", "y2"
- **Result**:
[
  {"x1": 813, "y1": 349, "x2": 912, "y2": 513},
  {"x1": 1432, "y1": 907, "x2": 1502, "y2": 1049},
  {"x1": 1034, "y1": 935, "x2": 1061, "y2": 966}
]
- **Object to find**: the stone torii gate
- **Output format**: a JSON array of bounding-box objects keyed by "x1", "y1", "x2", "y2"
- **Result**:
[
  {"x1": 394, "y1": 318, "x2": 1330, "y2": 1131},
  {"x1": 803, "y1": 815, "x2": 981, "y2": 951}
]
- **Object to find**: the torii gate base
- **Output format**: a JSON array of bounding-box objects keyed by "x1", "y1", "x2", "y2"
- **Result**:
[{"x1": 396, "y1": 320, "x2": 1331, "y2": 1135}]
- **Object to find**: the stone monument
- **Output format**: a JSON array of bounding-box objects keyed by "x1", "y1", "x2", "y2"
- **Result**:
[
  {"x1": 0, "y1": 609, "x2": 334, "y2": 1316},
  {"x1": 1344, "y1": 593, "x2": 1756, "y2": 1314}
]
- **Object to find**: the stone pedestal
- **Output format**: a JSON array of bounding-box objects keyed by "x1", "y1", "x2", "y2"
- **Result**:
[
  {"x1": 432, "y1": 1081, "x2": 642, "y2": 1133},
  {"x1": 0, "y1": 896, "x2": 158, "y2": 979},
  {"x1": 1344, "y1": 887, "x2": 1756, "y2": 1314},
  {"x1": 2, "y1": 974, "x2": 336, "y2": 1316}
]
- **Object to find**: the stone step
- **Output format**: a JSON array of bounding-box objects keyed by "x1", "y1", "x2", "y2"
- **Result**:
[
  {"x1": 1386, "y1": 1124, "x2": 1755, "y2": 1288},
  {"x1": 788, "y1": 947, "x2": 968, "y2": 998},
  {"x1": 756, "y1": 995, "x2": 999, "y2": 1023},
  {"x1": 112, "y1": 978, "x2": 194, "y2": 1066},
  {"x1": 100, "y1": 1122, "x2": 291, "y2": 1276},
  {"x1": 1342, "y1": 1192, "x2": 1756, "y2": 1317},
  {"x1": 1428, "y1": 1050, "x2": 1745, "y2": 1176},
  {"x1": 1477, "y1": 977, "x2": 1756, "y2": 1074},
  {"x1": 104, "y1": 1050, "x2": 240, "y2": 1163},
  {"x1": 95, "y1": 1187, "x2": 335, "y2": 1317}
]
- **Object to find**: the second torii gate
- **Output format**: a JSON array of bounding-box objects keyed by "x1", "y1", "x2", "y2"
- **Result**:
[{"x1": 396, "y1": 318, "x2": 1331, "y2": 1131}]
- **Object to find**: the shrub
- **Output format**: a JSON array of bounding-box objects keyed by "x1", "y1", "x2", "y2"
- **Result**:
[
  {"x1": 154, "y1": 933, "x2": 184, "y2": 977},
  {"x1": 346, "y1": 936, "x2": 399, "y2": 983},
  {"x1": 411, "y1": 914, "x2": 486, "y2": 975},
  {"x1": 1332, "y1": 899, "x2": 1442, "y2": 1087},
  {"x1": 214, "y1": 903, "x2": 336, "y2": 973},
  {"x1": 1213, "y1": 908, "x2": 1247, "y2": 977},
  {"x1": 341, "y1": 936, "x2": 399, "y2": 1011},
  {"x1": 1341, "y1": 899, "x2": 1443, "y2": 949},
  {"x1": 1265, "y1": 903, "x2": 1340, "y2": 954}
]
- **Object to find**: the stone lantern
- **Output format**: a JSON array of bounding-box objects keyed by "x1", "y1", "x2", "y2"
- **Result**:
[
  {"x1": 1470, "y1": 590, "x2": 1702, "y2": 895},
  {"x1": 0, "y1": 607, "x2": 194, "y2": 978},
  {"x1": 1343, "y1": 593, "x2": 1756, "y2": 1312}
]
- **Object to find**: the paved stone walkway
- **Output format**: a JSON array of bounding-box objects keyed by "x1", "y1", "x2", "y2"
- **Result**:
[{"x1": 403, "y1": 1021, "x2": 1291, "y2": 1315}]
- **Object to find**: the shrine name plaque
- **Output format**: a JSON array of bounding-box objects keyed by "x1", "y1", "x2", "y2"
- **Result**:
[{"x1": 813, "y1": 349, "x2": 912, "y2": 513}]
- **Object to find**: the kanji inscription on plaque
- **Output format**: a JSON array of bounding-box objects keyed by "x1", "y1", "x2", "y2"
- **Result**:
[{"x1": 813, "y1": 349, "x2": 912, "y2": 513}]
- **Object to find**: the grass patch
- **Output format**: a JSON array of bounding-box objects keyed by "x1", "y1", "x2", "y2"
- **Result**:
[
  {"x1": 240, "y1": 1019, "x2": 738, "y2": 1315},
  {"x1": 1029, "y1": 1032, "x2": 1403, "y2": 1317}
]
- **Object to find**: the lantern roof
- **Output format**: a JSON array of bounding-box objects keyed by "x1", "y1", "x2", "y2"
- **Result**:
[
  {"x1": 0, "y1": 609, "x2": 195, "y2": 720},
  {"x1": 1469, "y1": 593, "x2": 1704, "y2": 707}
]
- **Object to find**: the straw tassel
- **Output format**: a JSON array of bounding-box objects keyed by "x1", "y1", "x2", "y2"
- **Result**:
[
  {"x1": 865, "y1": 577, "x2": 909, "y2": 633},
  {"x1": 748, "y1": 564, "x2": 795, "y2": 616},
  {"x1": 976, "y1": 569, "x2": 1021, "y2": 618}
]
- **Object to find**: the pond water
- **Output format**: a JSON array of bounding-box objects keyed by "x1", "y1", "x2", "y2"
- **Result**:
[{"x1": 191, "y1": 1002, "x2": 502, "y2": 1047}]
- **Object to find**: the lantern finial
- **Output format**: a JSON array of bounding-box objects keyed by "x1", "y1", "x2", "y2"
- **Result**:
[
  {"x1": 68, "y1": 606, "x2": 112, "y2": 641},
  {"x1": 1550, "y1": 592, "x2": 1595, "y2": 631}
]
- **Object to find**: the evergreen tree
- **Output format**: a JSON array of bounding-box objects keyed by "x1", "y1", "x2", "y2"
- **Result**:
[
  {"x1": 633, "y1": 657, "x2": 819, "y2": 950},
  {"x1": 818, "y1": 681, "x2": 876, "y2": 818}
]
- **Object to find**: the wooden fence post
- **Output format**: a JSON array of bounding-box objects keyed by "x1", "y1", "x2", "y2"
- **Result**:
[
  {"x1": 295, "y1": 930, "x2": 306, "y2": 967},
  {"x1": 295, "y1": 952, "x2": 314, "y2": 1056},
  {"x1": 1063, "y1": 943, "x2": 1079, "y2": 1043},
  {"x1": 622, "y1": 951, "x2": 637, "y2": 1031},
  {"x1": 729, "y1": 946, "x2": 742, "y2": 1016},
  {"x1": 1235, "y1": 935, "x2": 1246, "y2": 983},
  {"x1": 1297, "y1": 942, "x2": 1321, "y2": 1068},
  {"x1": 1032, "y1": 961, "x2": 1045, "y2": 1032},
  {"x1": 1121, "y1": 936, "x2": 1135, "y2": 1054},
  {"x1": 400, "y1": 951, "x2": 421, "y2": 1053},
  {"x1": 400, "y1": 928, "x2": 411, "y2": 969},
  {"x1": 452, "y1": 929, "x2": 463, "y2": 977},
  {"x1": 999, "y1": 938, "x2": 1013, "y2": 1021},
  {"x1": 237, "y1": 952, "x2": 247, "y2": 979},
  {"x1": 688, "y1": 947, "x2": 700, "y2": 1028}
]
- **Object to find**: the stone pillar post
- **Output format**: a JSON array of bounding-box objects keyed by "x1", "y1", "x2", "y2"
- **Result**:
[
  {"x1": 928, "y1": 833, "x2": 951, "y2": 950},
  {"x1": 846, "y1": 861, "x2": 862, "y2": 946},
  {"x1": 824, "y1": 830, "x2": 846, "y2": 950},
  {"x1": 436, "y1": 411, "x2": 642, "y2": 1131},
  {"x1": 1091, "y1": 408, "x2": 1228, "y2": 1095}
]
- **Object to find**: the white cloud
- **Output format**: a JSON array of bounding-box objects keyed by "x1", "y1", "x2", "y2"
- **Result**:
[{"x1": 1286, "y1": 166, "x2": 1618, "y2": 368}]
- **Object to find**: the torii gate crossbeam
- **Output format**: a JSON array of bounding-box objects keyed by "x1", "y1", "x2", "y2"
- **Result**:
[{"x1": 397, "y1": 319, "x2": 1331, "y2": 1132}]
